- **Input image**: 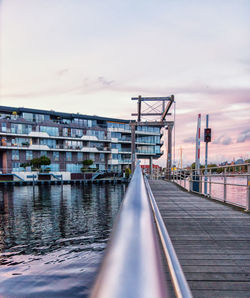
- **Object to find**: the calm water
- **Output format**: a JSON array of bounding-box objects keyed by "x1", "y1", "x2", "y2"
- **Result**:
[{"x1": 0, "y1": 184, "x2": 126, "y2": 297}]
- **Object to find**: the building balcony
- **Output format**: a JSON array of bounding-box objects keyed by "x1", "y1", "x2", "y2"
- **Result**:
[{"x1": 107, "y1": 127, "x2": 131, "y2": 133}]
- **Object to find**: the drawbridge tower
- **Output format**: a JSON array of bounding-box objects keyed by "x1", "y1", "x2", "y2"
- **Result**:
[{"x1": 130, "y1": 95, "x2": 175, "y2": 179}]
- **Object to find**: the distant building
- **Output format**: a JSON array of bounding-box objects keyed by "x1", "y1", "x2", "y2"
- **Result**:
[
  {"x1": 141, "y1": 164, "x2": 162, "y2": 176},
  {"x1": 235, "y1": 159, "x2": 244, "y2": 165},
  {"x1": 0, "y1": 106, "x2": 164, "y2": 174}
]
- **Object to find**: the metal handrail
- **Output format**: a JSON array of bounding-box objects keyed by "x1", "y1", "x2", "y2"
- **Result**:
[
  {"x1": 174, "y1": 162, "x2": 250, "y2": 171},
  {"x1": 90, "y1": 163, "x2": 169, "y2": 298},
  {"x1": 172, "y1": 167, "x2": 249, "y2": 210},
  {"x1": 144, "y1": 177, "x2": 193, "y2": 298}
]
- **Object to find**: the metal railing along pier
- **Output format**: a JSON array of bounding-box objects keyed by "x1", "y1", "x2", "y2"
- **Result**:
[
  {"x1": 91, "y1": 163, "x2": 192, "y2": 298},
  {"x1": 172, "y1": 163, "x2": 250, "y2": 211}
]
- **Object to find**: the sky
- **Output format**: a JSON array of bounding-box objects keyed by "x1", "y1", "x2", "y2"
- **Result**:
[{"x1": 0, "y1": 0, "x2": 249, "y2": 167}]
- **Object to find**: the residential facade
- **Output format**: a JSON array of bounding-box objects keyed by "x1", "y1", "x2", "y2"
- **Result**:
[{"x1": 0, "y1": 106, "x2": 163, "y2": 174}]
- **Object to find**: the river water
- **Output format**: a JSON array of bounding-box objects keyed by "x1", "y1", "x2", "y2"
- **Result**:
[{"x1": 0, "y1": 184, "x2": 126, "y2": 297}]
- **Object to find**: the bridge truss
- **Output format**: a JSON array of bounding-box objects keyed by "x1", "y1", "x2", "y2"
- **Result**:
[{"x1": 130, "y1": 95, "x2": 175, "y2": 179}]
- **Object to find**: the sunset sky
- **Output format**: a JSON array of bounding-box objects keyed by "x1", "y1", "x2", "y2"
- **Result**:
[{"x1": 1, "y1": 0, "x2": 249, "y2": 166}]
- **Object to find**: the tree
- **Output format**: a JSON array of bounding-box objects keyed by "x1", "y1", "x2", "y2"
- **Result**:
[
  {"x1": 125, "y1": 167, "x2": 131, "y2": 179},
  {"x1": 207, "y1": 163, "x2": 218, "y2": 174},
  {"x1": 30, "y1": 156, "x2": 51, "y2": 171},
  {"x1": 40, "y1": 155, "x2": 51, "y2": 166},
  {"x1": 30, "y1": 158, "x2": 42, "y2": 170},
  {"x1": 82, "y1": 159, "x2": 93, "y2": 169}
]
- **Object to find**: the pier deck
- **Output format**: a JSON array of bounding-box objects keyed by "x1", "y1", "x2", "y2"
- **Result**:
[{"x1": 149, "y1": 180, "x2": 250, "y2": 298}]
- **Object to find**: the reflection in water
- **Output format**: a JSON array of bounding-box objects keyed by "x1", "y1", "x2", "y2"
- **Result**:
[{"x1": 0, "y1": 184, "x2": 125, "y2": 297}]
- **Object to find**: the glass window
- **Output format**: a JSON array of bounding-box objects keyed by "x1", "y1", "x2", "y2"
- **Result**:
[
  {"x1": 40, "y1": 126, "x2": 59, "y2": 136},
  {"x1": 66, "y1": 152, "x2": 72, "y2": 161},
  {"x1": 2, "y1": 123, "x2": 6, "y2": 132},
  {"x1": 53, "y1": 151, "x2": 59, "y2": 161},
  {"x1": 155, "y1": 146, "x2": 161, "y2": 153},
  {"x1": 89, "y1": 153, "x2": 95, "y2": 161},
  {"x1": 12, "y1": 150, "x2": 19, "y2": 160},
  {"x1": 23, "y1": 112, "x2": 33, "y2": 121},
  {"x1": 77, "y1": 152, "x2": 83, "y2": 161},
  {"x1": 100, "y1": 153, "x2": 105, "y2": 162},
  {"x1": 41, "y1": 151, "x2": 47, "y2": 157},
  {"x1": 26, "y1": 150, "x2": 33, "y2": 160},
  {"x1": 66, "y1": 163, "x2": 82, "y2": 173},
  {"x1": 34, "y1": 114, "x2": 45, "y2": 122},
  {"x1": 111, "y1": 132, "x2": 121, "y2": 139},
  {"x1": 50, "y1": 164, "x2": 60, "y2": 171},
  {"x1": 12, "y1": 162, "x2": 21, "y2": 172},
  {"x1": 40, "y1": 139, "x2": 56, "y2": 148},
  {"x1": 125, "y1": 124, "x2": 130, "y2": 130},
  {"x1": 11, "y1": 123, "x2": 32, "y2": 134}
]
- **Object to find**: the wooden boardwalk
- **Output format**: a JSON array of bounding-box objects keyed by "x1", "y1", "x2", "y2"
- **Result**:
[{"x1": 149, "y1": 180, "x2": 250, "y2": 298}]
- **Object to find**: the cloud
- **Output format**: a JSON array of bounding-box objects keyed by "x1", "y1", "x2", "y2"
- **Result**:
[
  {"x1": 222, "y1": 137, "x2": 233, "y2": 145},
  {"x1": 57, "y1": 68, "x2": 69, "y2": 76},
  {"x1": 183, "y1": 136, "x2": 195, "y2": 143},
  {"x1": 213, "y1": 135, "x2": 233, "y2": 145},
  {"x1": 237, "y1": 130, "x2": 250, "y2": 143},
  {"x1": 97, "y1": 76, "x2": 114, "y2": 87}
]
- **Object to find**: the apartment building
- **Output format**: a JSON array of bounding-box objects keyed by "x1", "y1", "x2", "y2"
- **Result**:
[{"x1": 0, "y1": 106, "x2": 163, "y2": 174}]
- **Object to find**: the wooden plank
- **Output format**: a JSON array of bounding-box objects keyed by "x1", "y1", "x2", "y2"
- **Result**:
[{"x1": 149, "y1": 180, "x2": 250, "y2": 298}]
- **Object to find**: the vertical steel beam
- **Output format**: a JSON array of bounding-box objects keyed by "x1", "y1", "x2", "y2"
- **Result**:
[
  {"x1": 246, "y1": 165, "x2": 250, "y2": 212},
  {"x1": 137, "y1": 95, "x2": 142, "y2": 122},
  {"x1": 204, "y1": 114, "x2": 209, "y2": 196},
  {"x1": 166, "y1": 125, "x2": 173, "y2": 180},
  {"x1": 195, "y1": 114, "x2": 201, "y2": 175},
  {"x1": 223, "y1": 168, "x2": 227, "y2": 202},
  {"x1": 209, "y1": 169, "x2": 212, "y2": 197},
  {"x1": 149, "y1": 156, "x2": 153, "y2": 179},
  {"x1": 131, "y1": 123, "x2": 136, "y2": 174}
]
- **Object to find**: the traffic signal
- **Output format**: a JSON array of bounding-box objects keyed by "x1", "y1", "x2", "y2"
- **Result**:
[{"x1": 204, "y1": 128, "x2": 211, "y2": 142}]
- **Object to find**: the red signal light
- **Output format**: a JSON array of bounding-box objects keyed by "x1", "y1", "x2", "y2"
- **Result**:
[{"x1": 204, "y1": 128, "x2": 211, "y2": 142}]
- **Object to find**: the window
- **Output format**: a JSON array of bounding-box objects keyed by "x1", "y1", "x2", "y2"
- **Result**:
[
  {"x1": 111, "y1": 143, "x2": 121, "y2": 151},
  {"x1": 71, "y1": 128, "x2": 83, "y2": 138},
  {"x1": 34, "y1": 114, "x2": 45, "y2": 122},
  {"x1": 155, "y1": 146, "x2": 161, "y2": 154},
  {"x1": 50, "y1": 164, "x2": 60, "y2": 171},
  {"x1": 23, "y1": 112, "x2": 33, "y2": 121},
  {"x1": 40, "y1": 139, "x2": 56, "y2": 148},
  {"x1": 53, "y1": 151, "x2": 59, "y2": 161},
  {"x1": 11, "y1": 123, "x2": 32, "y2": 134},
  {"x1": 41, "y1": 151, "x2": 47, "y2": 157},
  {"x1": 12, "y1": 162, "x2": 21, "y2": 171},
  {"x1": 1, "y1": 123, "x2": 6, "y2": 132},
  {"x1": 112, "y1": 154, "x2": 121, "y2": 160},
  {"x1": 66, "y1": 152, "x2": 72, "y2": 161},
  {"x1": 65, "y1": 140, "x2": 82, "y2": 149},
  {"x1": 100, "y1": 153, "x2": 105, "y2": 162},
  {"x1": 89, "y1": 153, "x2": 95, "y2": 161},
  {"x1": 26, "y1": 150, "x2": 33, "y2": 160},
  {"x1": 77, "y1": 152, "x2": 83, "y2": 161},
  {"x1": 12, "y1": 150, "x2": 19, "y2": 160},
  {"x1": 66, "y1": 163, "x2": 82, "y2": 173},
  {"x1": 111, "y1": 132, "x2": 121, "y2": 139},
  {"x1": 40, "y1": 126, "x2": 59, "y2": 136},
  {"x1": 12, "y1": 138, "x2": 30, "y2": 146},
  {"x1": 86, "y1": 130, "x2": 105, "y2": 139}
]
